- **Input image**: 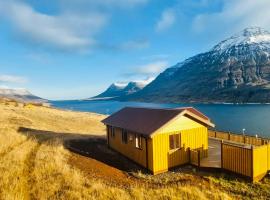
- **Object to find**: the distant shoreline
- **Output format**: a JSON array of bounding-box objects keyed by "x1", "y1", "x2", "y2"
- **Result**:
[{"x1": 68, "y1": 98, "x2": 270, "y2": 105}]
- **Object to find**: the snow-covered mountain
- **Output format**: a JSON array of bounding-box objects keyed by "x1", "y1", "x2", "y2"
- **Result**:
[
  {"x1": 126, "y1": 27, "x2": 270, "y2": 103},
  {"x1": 0, "y1": 88, "x2": 47, "y2": 103},
  {"x1": 92, "y1": 78, "x2": 153, "y2": 99}
]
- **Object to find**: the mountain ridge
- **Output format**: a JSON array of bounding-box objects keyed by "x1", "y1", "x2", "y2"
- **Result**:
[
  {"x1": 0, "y1": 88, "x2": 47, "y2": 103},
  {"x1": 92, "y1": 79, "x2": 153, "y2": 99},
  {"x1": 123, "y1": 27, "x2": 270, "y2": 103}
]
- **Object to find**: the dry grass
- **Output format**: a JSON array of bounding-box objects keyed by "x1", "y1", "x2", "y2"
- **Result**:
[{"x1": 0, "y1": 100, "x2": 269, "y2": 200}]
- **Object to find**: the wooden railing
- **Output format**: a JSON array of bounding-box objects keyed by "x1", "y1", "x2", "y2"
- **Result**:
[
  {"x1": 189, "y1": 149, "x2": 200, "y2": 167},
  {"x1": 221, "y1": 142, "x2": 252, "y2": 178},
  {"x1": 221, "y1": 141, "x2": 270, "y2": 182},
  {"x1": 209, "y1": 130, "x2": 269, "y2": 146}
]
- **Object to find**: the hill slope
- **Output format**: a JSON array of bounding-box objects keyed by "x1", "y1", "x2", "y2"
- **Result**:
[
  {"x1": 127, "y1": 27, "x2": 270, "y2": 103},
  {"x1": 1, "y1": 101, "x2": 270, "y2": 199},
  {"x1": 0, "y1": 88, "x2": 47, "y2": 103}
]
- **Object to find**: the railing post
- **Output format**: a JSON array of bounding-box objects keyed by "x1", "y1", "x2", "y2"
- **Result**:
[
  {"x1": 215, "y1": 131, "x2": 217, "y2": 138},
  {"x1": 188, "y1": 147, "x2": 191, "y2": 164},
  {"x1": 221, "y1": 140, "x2": 223, "y2": 169},
  {"x1": 244, "y1": 136, "x2": 246, "y2": 144},
  {"x1": 228, "y1": 132, "x2": 231, "y2": 141},
  {"x1": 198, "y1": 150, "x2": 200, "y2": 167},
  {"x1": 202, "y1": 144, "x2": 204, "y2": 157}
]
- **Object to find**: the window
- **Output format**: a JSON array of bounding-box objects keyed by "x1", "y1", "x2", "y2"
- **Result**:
[
  {"x1": 122, "y1": 129, "x2": 128, "y2": 144},
  {"x1": 129, "y1": 134, "x2": 133, "y2": 141},
  {"x1": 169, "y1": 134, "x2": 180, "y2": 150},
  {"x1": 135, "y1": 134, "x2": 142, "y2": 149},
  {"x1": 107, "y1": 126, "x2": 111, "y2": 135},
  {"x1": 108, "y1": 126, "x2": 115, "y2": 138},
  {"x1": 111, "y1": 127, "x2": 115, "y2": 138}
]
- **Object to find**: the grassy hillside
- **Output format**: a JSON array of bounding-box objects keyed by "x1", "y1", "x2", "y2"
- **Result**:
[{"x1": 0, "y1": 100, "x2": 269, "y2": 200}]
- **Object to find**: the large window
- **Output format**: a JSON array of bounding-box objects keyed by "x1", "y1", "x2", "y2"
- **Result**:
[
  {"x1": 122, "y1": 129, "x2": 128, "y2": 144},
  {"x1": 135, "y1": 134, "x2": 142, "y2": 149},
  {"x1": 169, "y1": 134, "x2": 180, "y2": 150}
]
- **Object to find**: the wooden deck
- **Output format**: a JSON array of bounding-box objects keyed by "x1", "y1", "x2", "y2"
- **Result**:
[{"x1": 200, "y1": 138, "x2": 221, "y2": 168}]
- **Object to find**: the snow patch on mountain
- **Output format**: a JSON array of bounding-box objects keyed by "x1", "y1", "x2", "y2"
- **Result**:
[
  {"x1": 212, "y1": 27, "x2": 270, "y2": 52},
  {"x1": 93, "y1": 78, "x2": 154, "y2": 99},
  {"x1": 132, "y1": 77, "x2": 155, "y2": 88},
  {"x1": 112, "y1": 82, "x2": 128, "y2": 89}
]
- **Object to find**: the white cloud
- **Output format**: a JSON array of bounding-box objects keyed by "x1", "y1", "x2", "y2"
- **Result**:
[
  {"x1": 141, "y1": 54, "x2": 170, "y2": 60},
  {"x1": 123, "y1": 61, "x2": 168, "y2": 77},
  {"x1": 135, "y1": 61, "x2": 168, "y2": 75},
  {"x1": 0, "y1": 1, "x2": 107, "y2": 51},
  {"x1": 192, "y1": 0, "x2": 270, "y2": 35},
  {"x1": 156, "y1": 9, "x2": 176, "y2": 32},
  {"x1": 120, "y1": 39, "x2": 150, "y2": 50},
  {"x1": 62, "y1": 0, "x2": 148, "y2": 8},
  {"x1": 0, "y1": 75, "x2": 27, "y2": 84}
]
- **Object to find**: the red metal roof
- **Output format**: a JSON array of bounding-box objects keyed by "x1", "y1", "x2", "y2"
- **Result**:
[{"x1": 102, "y1": 107, "x2": 212, "y2": 137}]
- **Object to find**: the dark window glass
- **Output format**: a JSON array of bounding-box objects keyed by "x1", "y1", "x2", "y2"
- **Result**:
[
  {"x1": 122, "y1": 129, "x2": 128, "y2": 144},
  {"x1": 169, "y1": 134, "x2": 180, "y2": 150},
  {"x1": 111, "y1": 127, "x2": 115, "y2": 138},
  {"x1": 135, "y1": 134, "x2": 142, "y2": 149}
]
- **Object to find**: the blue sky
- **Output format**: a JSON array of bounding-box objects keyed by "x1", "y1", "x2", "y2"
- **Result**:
[{"x1": 0, "y1": 0, "x2": 270, "y2": 100}]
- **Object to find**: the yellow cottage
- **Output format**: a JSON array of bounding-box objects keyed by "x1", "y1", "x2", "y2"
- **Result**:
[{"x1": 102, "y1": 107, "x2": 215, "y2": 175}]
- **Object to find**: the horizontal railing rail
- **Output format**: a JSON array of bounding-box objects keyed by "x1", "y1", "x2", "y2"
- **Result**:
[{"x1": 209, "y1": 130, "x2": 269, "y2": 146}]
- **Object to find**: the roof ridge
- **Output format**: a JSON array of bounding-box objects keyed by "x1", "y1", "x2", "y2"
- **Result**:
[{"x1": 124, "y1": 106, "x2": 187, "y2": 111}]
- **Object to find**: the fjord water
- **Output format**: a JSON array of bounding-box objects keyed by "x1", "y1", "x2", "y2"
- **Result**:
[{"x1": 52, "y1": 100, "x2": 270, "y2": 138}]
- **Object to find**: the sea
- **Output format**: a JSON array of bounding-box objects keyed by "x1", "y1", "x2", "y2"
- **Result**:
[{"x1": 51, "y1": 100, "x2": 270, "y2": 138}]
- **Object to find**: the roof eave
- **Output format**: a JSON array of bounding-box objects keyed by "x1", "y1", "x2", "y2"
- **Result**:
[{"x1": 182, "y1": 110, "x2": 215, "y2": 128}]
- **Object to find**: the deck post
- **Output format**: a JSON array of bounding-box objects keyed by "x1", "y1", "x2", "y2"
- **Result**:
[
  {"x1": 188, "y1": 147, "x2": 191, "y2": 164},
  {"x1": 221, "y1": 140, "x2": 223, "y2": 169},
  {"x1": 198, "y1": 150, "x2": 200, "y2": 167}
]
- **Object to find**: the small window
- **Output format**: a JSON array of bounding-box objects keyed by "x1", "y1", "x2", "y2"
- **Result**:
[
  {"x1": 129, "y1": 134, "x2": 133, "y2": 141},
  {"x1": 111, "y1": 127, "x2": 115, "y2": 138},
  {"x1": 122, "y1": 129, "x2": 128, "y2": 144},
  {"x1": 107, "y1": 126, "x2": 111, "y2": 135},
  {"x1": 135, "y1": 134, "x2": 142, "y2": 149},
  {"x1": 169, "y1": 134, "x2": 180, "y2": 150}
]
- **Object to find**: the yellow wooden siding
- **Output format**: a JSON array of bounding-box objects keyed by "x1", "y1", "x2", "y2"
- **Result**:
[
  {"x1": 253, "y1": 146, "x2": 268, "y2": 180},
  {"x1": 181, "y1": 127, "x2": 208, "y2": 157},
  {"x1": 108, "y1": 127, "x2": 147, "y2": 167},
  {"x1": 154, "y1": 115, "x2": 204, "y2": 134},
  {"x1": 152, "y1": 133, "x2": 169, "y2": 173},
  {"x1": 268, "y1": 144, "x2": 270, "y2": 171},
  {"x1": 151, "y1": 126, "x2": 208, "y2": 174},
  {"x1": 222, "y1": 144, "x2": 252, "y2": 177}
]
